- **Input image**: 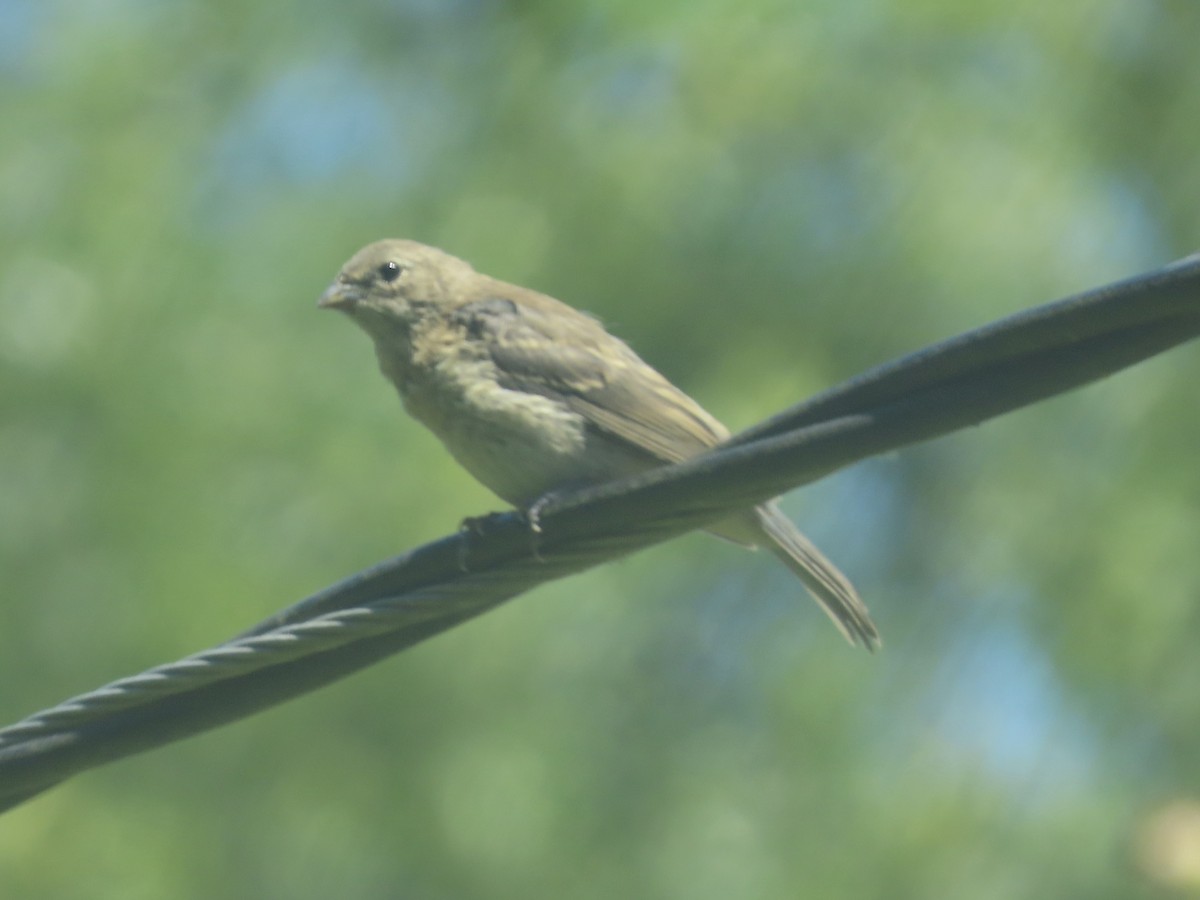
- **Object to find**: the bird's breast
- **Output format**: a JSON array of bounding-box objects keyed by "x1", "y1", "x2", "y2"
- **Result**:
[{"x1": 387, "y1": 346, "x2": 640, "y2": 507}]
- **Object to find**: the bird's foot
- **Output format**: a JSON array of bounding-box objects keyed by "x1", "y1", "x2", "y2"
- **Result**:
[
  {"x1": 456, "y1": 511, "x2": 516, "y2": 572},
  {"x1": 523, "y1": 489, "x2": 571, "y2": 562},
  {"x1": 456, "y1": 492, "x2": 567, "y2": 570}
]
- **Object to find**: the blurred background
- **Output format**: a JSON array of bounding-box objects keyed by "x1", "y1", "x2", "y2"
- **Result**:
[{"x1": 2, "y1": 1, "x2": 1199, "y2": 897}]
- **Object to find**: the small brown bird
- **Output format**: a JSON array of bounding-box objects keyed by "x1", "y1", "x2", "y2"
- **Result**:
[{"x1": 319, "y1": 239, "x2": 880, "y2": 649}]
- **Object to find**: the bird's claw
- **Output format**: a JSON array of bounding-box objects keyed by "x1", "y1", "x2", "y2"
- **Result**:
[
  {"x1": 456, "y1": 502, "x2": 557, "y2": 569},
  {"x1": 524, "y1": 489, "x2": 572, "y2": 562},
  {"x1": 456, "y1": 511, "x2": 513, "y2": 572}
]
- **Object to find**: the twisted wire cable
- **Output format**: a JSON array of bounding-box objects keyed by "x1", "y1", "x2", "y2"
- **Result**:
[{"x1": 1, "y1": 254, "x2": 1197, "y2": 812}]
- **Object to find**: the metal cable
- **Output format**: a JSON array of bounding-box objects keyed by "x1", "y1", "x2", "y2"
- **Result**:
[{"x1": 1, "y1": 254, "x2": 1197, "y2": 812}]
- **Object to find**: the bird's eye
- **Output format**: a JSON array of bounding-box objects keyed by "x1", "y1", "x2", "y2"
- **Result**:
[{"x1": 378, "y1": 261, "x2": 403, "y2": 283}]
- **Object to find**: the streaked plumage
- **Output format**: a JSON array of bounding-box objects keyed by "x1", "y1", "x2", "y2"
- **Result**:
[{"x1": 319, "y1": 239, "x2": 880, "y2": 649}]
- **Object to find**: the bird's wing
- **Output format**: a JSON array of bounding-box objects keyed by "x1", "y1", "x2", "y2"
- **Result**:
[{"x1": 452, "y1": 295, "x2": 729, "y2": 463}]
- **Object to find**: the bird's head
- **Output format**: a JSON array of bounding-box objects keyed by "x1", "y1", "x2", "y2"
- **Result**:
[{"x1": 318, "y1": 239, "x2": 475, "y2": 339}]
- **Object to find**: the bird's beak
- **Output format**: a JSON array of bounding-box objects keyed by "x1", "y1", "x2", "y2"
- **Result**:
[{"x1": 317, "y1": 281, "x2": 361, "y2": 311}]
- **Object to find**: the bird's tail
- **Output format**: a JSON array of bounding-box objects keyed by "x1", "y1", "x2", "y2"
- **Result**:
[{"x1": 747, "y1": 504, "x2": 881, "y2": 651}]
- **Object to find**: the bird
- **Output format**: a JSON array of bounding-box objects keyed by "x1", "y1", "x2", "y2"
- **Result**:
[{"x1": 318, "y1": 239, "x2": 880, "y2": 649}]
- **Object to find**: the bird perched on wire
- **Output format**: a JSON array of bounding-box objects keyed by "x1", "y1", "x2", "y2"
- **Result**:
[{"x1": 318, "y1": 239, "x2": 879, "y2": 649}]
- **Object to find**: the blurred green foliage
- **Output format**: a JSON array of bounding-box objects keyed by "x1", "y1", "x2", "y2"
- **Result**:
[{"x1": 1, "y1": 1, "x2": 1199, "y2": 897}]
